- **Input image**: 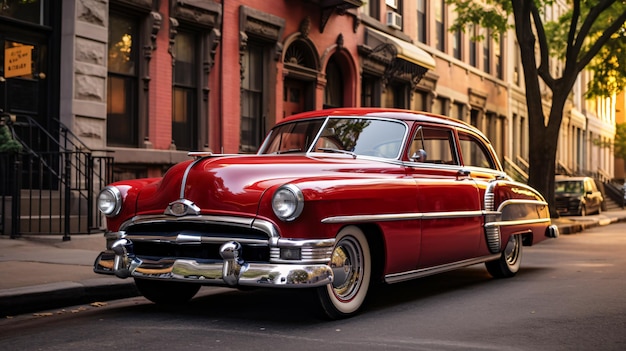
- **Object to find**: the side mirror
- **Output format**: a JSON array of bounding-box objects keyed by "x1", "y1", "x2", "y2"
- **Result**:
[{"x1": 411, "y1": 149, "x2": 427, "y2": 162}]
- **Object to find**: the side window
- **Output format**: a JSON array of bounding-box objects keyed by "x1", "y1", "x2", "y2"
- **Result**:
[
  {"x1": 458, "y1": 132, "x2": 496, "y2": 169},
  {"x1": 409, "y1": 126, "x2": 458, "y2": 165}
]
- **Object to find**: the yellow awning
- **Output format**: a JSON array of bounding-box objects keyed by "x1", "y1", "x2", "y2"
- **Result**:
[{"x1": 370, "y1": 29, "x2": 436, "y2": 71}]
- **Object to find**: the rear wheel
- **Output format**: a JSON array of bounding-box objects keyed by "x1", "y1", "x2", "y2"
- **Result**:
[
  {"x1": 317, "y1": 226, "x2": 371, "y2": 319},
  {"x1": 134, "y1": 278, "x2": 200, "y2": 305},
  {"x1": 485, "y1": 234, "x2": 522, "y2": 278}
]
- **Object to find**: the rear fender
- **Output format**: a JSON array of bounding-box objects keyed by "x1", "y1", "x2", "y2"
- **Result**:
[{"x1": 483, "y1": 181, "x2": 551, "y2": 253}]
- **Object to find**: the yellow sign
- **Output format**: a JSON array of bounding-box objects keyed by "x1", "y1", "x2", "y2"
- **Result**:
[{"x1": 4, "y1": 46, "x2": 33, "y2": 78}]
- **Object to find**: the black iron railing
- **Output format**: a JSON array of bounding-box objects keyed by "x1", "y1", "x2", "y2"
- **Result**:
[{"x1": 0, "y1": 113, "x2": 113, "y2": 240}]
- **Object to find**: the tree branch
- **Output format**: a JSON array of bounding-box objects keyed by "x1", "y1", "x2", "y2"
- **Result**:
[
  {"x1": 577, "y1": 9, "x2": 626, "y2": 72},
  {"x1": 571, "y1": 0, "x2": 615, "y2": 56},
  {"x1": 530, "y1": 2, "x2": 554, "y2": 88}
]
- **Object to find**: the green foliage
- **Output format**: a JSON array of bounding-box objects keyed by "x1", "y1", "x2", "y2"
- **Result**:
[
  {"x1": 611, "y1": 122, "x2": 626, "y2": 160},
  {"x1": 447, "y1": 0, "x2": 513, "y2": 42},
  {"x1": 448, "y1": 0, "x2": 626, "y2": 98},
  {"x1": 586, "y1": 27, "x2": 626, "y2": 97},
  {"x1": 0, "y1": 124, "x2": 22, "y2": 153}
]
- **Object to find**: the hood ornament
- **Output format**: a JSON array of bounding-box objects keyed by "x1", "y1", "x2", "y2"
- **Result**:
[{"x1": 165, "y1": 199, "x2": 201, "y2": 216}]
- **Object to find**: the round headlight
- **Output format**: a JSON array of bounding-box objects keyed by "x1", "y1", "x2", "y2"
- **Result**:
[
  {"x1": 272, "y1": 184, "x2": 304, "y2": 221},
  {"x1": 98, "y1": 186, "x2": 122, "y2": 216}
]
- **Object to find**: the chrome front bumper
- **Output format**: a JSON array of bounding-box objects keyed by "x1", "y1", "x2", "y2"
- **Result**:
[{"x1": 93, "y1": 238, "x2": 334, "y2": 288}]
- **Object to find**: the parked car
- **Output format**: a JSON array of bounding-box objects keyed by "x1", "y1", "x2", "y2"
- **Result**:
[
  {"x1": 555, "y1": 176, "x2": 604, "y2": 216},
  {"x1": 94, "y1": 108, "x2": 558, "y2": 319}
]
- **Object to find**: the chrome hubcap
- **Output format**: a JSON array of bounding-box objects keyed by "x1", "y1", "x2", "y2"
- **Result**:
[
  {"x1": 504, "y1": 235, "x2": 520, "y2": 265},
  {"x1": 329, "y1": 236, "x2": 363, "y2": 301}
]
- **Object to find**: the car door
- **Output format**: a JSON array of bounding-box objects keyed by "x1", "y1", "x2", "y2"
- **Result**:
[
  {"x1": 405, "y1": 124, "x2": 484, "y2": 268},
  {"x1": 584, "y1": 178, "x2": 602, "y2": 213}
]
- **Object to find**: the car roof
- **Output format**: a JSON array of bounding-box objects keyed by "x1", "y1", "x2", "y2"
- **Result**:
[{"x1": 278, "y1": 107, "x2": 486, "y2": 139}]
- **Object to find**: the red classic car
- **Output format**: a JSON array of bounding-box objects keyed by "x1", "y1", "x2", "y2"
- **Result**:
[{"x1": 94, "y1": 108, "x2": 558, "y2": 319}]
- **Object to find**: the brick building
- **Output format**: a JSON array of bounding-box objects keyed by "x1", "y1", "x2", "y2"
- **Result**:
[{"x1": 0, "y1": 0, "x2": 616, "y2": 182}]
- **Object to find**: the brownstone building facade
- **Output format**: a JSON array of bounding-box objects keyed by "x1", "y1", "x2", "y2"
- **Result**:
[{"x1": 1, "y1": 0, "x2": 616, "y2": 183}]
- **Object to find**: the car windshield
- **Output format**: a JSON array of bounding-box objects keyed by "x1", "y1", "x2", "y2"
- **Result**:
[
  {"x1": 259, "y1": 117, "x2": 407, "y2": 159},
  {"x1": 555, "y1": 181, "x2": 584, "y2": 194}
]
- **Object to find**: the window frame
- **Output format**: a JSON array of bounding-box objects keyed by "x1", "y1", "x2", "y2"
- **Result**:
[
  {"x1": 106, "y1": 10, "x2": 141, "y2": 148},
  {"x1": 171, "y1": 29, "x2": 200, "y2": 151}
]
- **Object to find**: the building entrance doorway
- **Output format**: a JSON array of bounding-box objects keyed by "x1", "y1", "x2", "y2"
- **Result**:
[{"x1": 0, "y1": 26, "x2": 49, "y2": 132}]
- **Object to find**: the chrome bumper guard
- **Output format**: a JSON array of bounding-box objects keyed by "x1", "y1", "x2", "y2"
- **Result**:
[
  {"x1": 546, "y1": 224, "x2": 560, "y2": 238},
  {"x1": 93, "y1": 238, "x2": 334, "y2": 288}
]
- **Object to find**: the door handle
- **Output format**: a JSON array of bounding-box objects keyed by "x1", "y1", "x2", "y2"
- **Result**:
[{"x1": 457, "y1": 169, "x2": 471, "y2": 180}]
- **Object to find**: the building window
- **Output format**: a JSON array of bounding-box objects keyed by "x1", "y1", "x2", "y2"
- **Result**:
[
  {"x1": 361, "y1": 74, "x2": 381, "y2": 107},
  {"x1": 469, "y1": 26, "x2": 477, "y2": 68},
  {"x1": 484, "y1": 30, "x2": 492, "y2": 74},
  {"x1": 172, "y1": 30, "x2": 198, "y2": 151},
  {"x1": 385, "y1": 82, "x2": 410, "y2": 109},
  {"x1": 365, "y1": 0, "x2": 380, "y2": 19},
  {"x1": 0, "y1": 0, "x2": 45, "y2": 25},
  {"x1": 435, "y1": 0, "x2": 445, "y2": 52},
  {"x1": 241, "y1": 43, "x2": 265, "y2": 153},
  {"x1": 417, "y1": 0, "x2": 427, "y2": 44},
  {"x1": 495, "y1": 35, "x2": 504, "y2": 79},
  {"x1": 453, "y1": 29, "x2": 462, "y2": 60},
  {"x1": 452, "y1": 102, "x2": 465, "y2": 122},
  {"x1": 514, "y1": 43, "x2": 521, "y2": 86},
  {"x1": 107, "y1": 13, "x2": 138, "y2": 147},
  {"x1": 412, "y1": 91, "x2": 428, "y2": 111}
]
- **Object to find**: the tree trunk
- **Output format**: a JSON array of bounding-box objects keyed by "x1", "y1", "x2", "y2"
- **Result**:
[
  {"x1": 513, "y1": 1, "x2": 574, "y2": 218},
  {"x1": 526, "y1": 113, "x2": 559, "y2": 218},
  {"x1": 527, "y1": 86, "x2": 570, "y2": 218}
]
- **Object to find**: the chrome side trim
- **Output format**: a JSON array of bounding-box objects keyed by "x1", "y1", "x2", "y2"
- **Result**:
[
  {"x1": 484, "y1": 217, "x2": 551, "y2": 228},
  {"x1": 421, "y1": 210, "x2": 484, "y2": 219},
  {"x1": 496, "y1": 199, "x2": 548, "y2": 212},
  {"x1": 322, "y1": 213, "x2": 422, "y2": 224},
  {"x1": 384, "y1": 254, "x2": 501, "y2": 284},
  {"x1": 321, "y1": 210, "x2": 483, "y2": 224}
]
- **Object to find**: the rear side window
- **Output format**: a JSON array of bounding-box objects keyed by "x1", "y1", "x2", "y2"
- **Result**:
[{"x1": 458, "y1": 132, "x2": 496, "y2": 169}]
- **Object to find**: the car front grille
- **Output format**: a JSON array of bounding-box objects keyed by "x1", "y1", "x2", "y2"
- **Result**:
[{"x1": 123, "y1": 221, "x2": 271, "y2": 262}]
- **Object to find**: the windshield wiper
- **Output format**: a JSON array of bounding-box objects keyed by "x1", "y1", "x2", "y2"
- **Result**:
[{"x1": 318, "y1": 147, "x2": 357, "y2": 159}]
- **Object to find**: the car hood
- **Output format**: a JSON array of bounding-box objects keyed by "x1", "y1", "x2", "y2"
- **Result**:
[{"x1": 133, "y1": 154, "x2": 404, "y2": 217}]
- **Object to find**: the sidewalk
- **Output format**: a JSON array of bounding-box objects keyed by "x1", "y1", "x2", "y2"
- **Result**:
[{"x1": 2, "y1": 209, "x2": 626, "y2": 317}]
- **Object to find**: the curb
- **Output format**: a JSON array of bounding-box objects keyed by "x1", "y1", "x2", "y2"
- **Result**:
[{"x1": 0, "y1": 278, "x2": 138, "y2": 317}]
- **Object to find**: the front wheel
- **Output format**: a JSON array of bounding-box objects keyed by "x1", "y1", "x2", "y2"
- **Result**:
[
  {"x1": 485, "y1": 234, "x2": 522, "y2": 278},
  {"x1": 134, "y1": 278, "x2": 200, "y2": 305},
  {"x1": 317, "y1": 226, "x2": 371, "y2": 319}
]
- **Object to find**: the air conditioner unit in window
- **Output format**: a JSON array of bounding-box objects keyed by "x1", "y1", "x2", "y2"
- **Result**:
[
  {"x1": 386, "y1": 11, "x2": 402, "y2": 30},
  {"x1": 385, "y1": 0, "x2": 398, "y2": 9}
]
